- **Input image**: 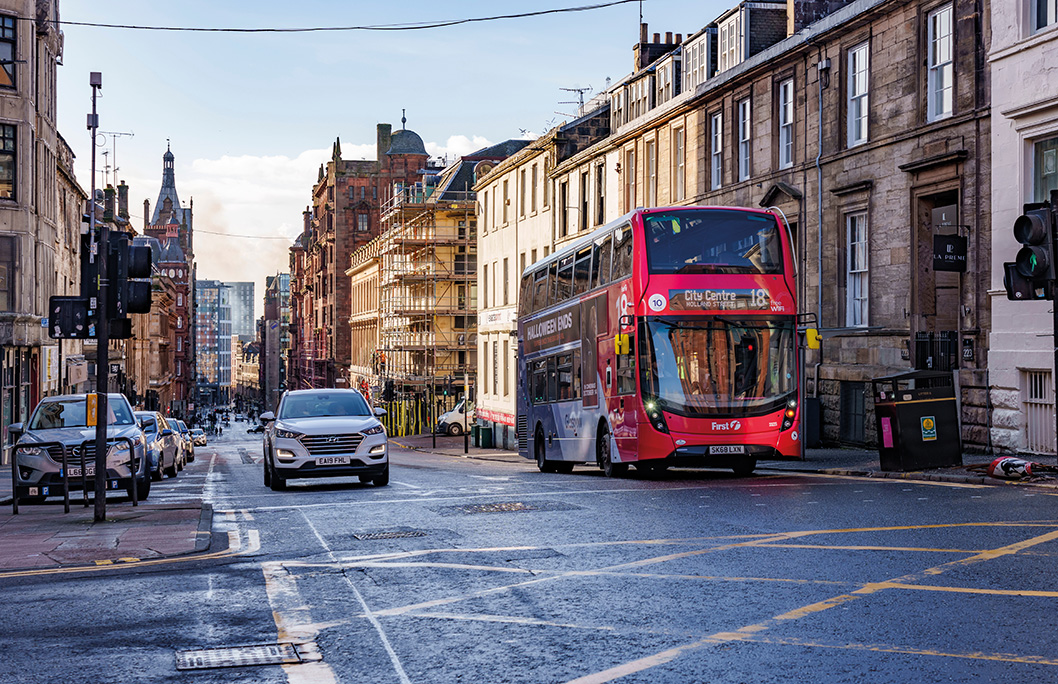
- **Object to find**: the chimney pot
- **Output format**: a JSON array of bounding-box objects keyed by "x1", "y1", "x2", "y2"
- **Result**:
[
  {"x1": 665, "y1": 31, "x2": 673, "y2": 43},
  {"x1": 640, "y1": 23, "x2": 648, "y2": 42},
  {"x1": 653, "y1": 33, "x2": 661, "y2": 42}
]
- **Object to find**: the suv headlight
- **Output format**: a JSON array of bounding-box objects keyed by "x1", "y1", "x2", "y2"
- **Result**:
[
  {"x1": 275, "y1": 428, "x2": 302, "y2": 439},
  {"x1": 106, "y1": 440, "x2": 132, "y2": 467},
  {"x1": 362, "y1": 424, "x2": 385, "y2": 436},
  {"x1": 17, "y1": 446, "x2": 43, "y2": 459}
]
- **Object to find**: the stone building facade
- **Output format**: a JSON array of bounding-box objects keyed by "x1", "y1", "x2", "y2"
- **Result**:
[
  {"x1": 260, "y1": 273, "x2": 289, "y2": 412},
  {"x1": 988, "y1": 0, "x2": 1058, "y2": 454},
  {"x1": 474, "y1": 114, "x2": 611, "y2": 448},
  {"x1": 497, "y1": 0, "x2": 992, "y2": 451},
  {"x1": 143, "y1": 146, "x2": 195, "y2": 418},
  {"x1": 289, "y1": 123, "x2": 429, "y2": 390},
  {"x1": 0, "y1": 0, "x2": 83, "y2": 448}
]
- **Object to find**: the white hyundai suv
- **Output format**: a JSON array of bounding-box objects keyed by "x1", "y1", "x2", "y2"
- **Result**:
[{"x1": 261, "y1": 388, "x2": 389, "y2": 490}]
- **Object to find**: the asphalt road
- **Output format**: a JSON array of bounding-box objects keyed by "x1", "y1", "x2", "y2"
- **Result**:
[{"x1": 1, "y1": 428, "x2": 1057, "y2": 683}]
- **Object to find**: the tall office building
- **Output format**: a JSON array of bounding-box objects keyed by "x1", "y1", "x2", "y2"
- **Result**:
[{"x1": 225, "y1": 281, "x2": 255, "y2": 342}]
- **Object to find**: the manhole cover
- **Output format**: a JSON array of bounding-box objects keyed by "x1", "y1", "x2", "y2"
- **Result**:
[
  {"x1": 435, "y1": 501, "x2": 582, "y2": 516},
  {"x1": 175, "y1": 643, "x2": 302, "y2": 670},
  {"x1": 353, "y1": 530, "x2": 428, "y2": 540}
]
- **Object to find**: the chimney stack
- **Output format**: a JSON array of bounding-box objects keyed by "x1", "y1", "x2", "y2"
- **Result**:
[{"x1": 117, "y1": 180, "x2": 129, "y2": 220}]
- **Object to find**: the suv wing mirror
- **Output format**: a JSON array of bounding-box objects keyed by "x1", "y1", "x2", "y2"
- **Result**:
[{"x1": 260, "y1": 411, "x2": 275, "y2": 423}]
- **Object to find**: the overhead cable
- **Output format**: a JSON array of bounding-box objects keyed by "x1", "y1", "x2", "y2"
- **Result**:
[{"x1": 50, "y1": 1, "x2": 640, "y2": 33}]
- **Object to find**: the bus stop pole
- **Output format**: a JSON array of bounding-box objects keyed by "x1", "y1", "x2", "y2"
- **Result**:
[{"x1": 463, "y1": 372, "x2": 469, "y2": 454}]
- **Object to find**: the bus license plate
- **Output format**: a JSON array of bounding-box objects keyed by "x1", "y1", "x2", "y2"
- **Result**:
[
  {"x1": 316, "y1": 456, "x2": 350, "y2": 466},
  {"x1": 710, "y1": 445, "x2": 745, "y2": 455},
  {"x1": 68, "y1": 466, "x2": 95, "y2": 477}
]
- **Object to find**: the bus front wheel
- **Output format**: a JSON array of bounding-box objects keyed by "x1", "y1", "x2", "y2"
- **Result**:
[
  {"x1": 535, "y1": 431, "x2": 557, "y2": 473},
  {"x1": 597, "y1": 425, "x2": 627, "y2": 478}
]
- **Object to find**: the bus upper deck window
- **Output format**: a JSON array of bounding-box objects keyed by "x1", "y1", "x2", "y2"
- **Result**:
[
  {"x1": 612, "y1": 225, "x2": 633, "y2": 280},
  {"x1": 519, "y1": 274, "x2": 534, "y2": 316},
  {"x1": 556, "y1": 255, "x2": 574, "y2": 302},
  {"x1": 593, "y1": 233, "x2": 613, "y2": 288},
  {"x1": 573, "y1": 247, "x2": 592, "y2": 295}
]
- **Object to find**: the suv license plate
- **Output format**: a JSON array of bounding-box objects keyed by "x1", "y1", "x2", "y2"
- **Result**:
[
  {"x1": 68, "y1": 466, "x2": 96, "y2": 477},
  {"x1": 316, "y1": 456, "x2": 350, "y2": 466},
  {"x1": 709, "y1": 445, "x2": 745, "y2": 455}
]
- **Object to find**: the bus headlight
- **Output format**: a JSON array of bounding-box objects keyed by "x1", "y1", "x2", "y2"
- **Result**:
[
  {"x1": 643, "y1": 397, "x2": 669, "y2": 434},
  {"x1": 782, "y1": 399, "x2": 798, "y2": 431}
]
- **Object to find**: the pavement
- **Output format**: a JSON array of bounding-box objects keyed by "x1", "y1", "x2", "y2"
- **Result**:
[{"x1": 0, "y1": 432, "x2": 1055, "y2": 575}]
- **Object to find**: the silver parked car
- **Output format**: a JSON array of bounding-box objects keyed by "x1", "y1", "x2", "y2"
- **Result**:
[
  {"x1": 135, "y1": 411, "x2": 180, "y2": 480},
  {"x1": 10, "y1": 393, "x2": 150, "y2": 502},
  {"x1": 169, "y1": 418, "x2": 195, "y2": 464},
  {"x1": 190, "y1": 428, "x2": 207, "y2": 447},
  {"x1": 261, "y1": 388, "x2": 389, "y2": 490}
]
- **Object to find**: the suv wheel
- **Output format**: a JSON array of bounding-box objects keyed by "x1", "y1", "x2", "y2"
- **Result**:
[
  {"x1": 372, "y1": 464, "x2": 390, "y2": 487},
  {"x1": 268, "y1": 459, "x2": 287, "y2": 491}
]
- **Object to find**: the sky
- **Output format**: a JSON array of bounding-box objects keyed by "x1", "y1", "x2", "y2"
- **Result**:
[{"x1": 55, "y1": 0, "x2": 729, "y2": 321}]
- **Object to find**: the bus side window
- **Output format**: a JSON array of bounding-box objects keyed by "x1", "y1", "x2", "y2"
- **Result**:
[
  {"x1": 612, "y1": 224, "x2": 633, "y2": 280},
  {"x1": 556, "y1": 255, "x2": 574, "y2": 303},
  {"x1": 532, "y1": 269, "x2": 549, "y2": 313},
  {"x1": 573, "y1": 247, "x2": 592, "y2": 295},
  {"x1": 547, "y1": 356, "x2": 558, "y2": 402},
  {"x1": 616, "y1": 336, "x2": 636, "y2": 395},
  {"x1": 557, "y1": 354, "x2": 573, "y2": 400},
  {"x1": 532, "y1": 359, "x2": 548, "y2": 403},
  {"x1": 573, "y1": 349, "x2": 582, "y2": 398},
  {"x1": 593, "y1": 233, "x2": 613, "y2": 288},
  {"x1": 547, "y1": 261, "x2": 558, "y2": 309}
]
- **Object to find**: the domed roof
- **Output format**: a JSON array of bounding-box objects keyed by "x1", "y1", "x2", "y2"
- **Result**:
[
  {"x1": 163, "y1": 148, "x2": 174, "y2": 162},
  {"x1": 387, "y1": 129, "x2": 427, "y2": 156}
]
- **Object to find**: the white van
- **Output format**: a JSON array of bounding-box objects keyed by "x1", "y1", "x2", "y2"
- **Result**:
[{"x1": 436, "y1": 399, "x2": 474, "y2": 435}]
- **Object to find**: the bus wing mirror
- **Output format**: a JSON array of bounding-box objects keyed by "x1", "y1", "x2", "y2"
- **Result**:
[
  {"x1": 619, "y1": 314, "x2": 634, "y2": 330},
  {"x1": 615, "y1": 333, "x2": 630, "y2": 355},
  {"x1": 805, "y1": 328, "x2": 821, "y2": 350}
]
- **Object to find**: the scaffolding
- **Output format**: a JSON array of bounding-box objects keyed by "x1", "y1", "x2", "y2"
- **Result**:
[{"x1": 377, "y1": 178, "x2": 477, "y2": 404}]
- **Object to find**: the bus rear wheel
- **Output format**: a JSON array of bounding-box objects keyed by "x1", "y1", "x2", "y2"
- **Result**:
[
  {"x1": 597, "y1": 425, "x2": 627, "y2": 478},
  {"x1": 535, "y1": 431, "x2": 557, "y2": 473},
  {"x1": 731, "y1": 459, "x2": 757, "y2": 477}
]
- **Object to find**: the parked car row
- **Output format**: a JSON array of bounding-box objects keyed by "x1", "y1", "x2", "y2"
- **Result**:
[{"x1": 10, "y1": 393, "x2": 205, "y2": 504}]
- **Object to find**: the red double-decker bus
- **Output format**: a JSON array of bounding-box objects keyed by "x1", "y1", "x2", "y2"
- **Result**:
[{"x1": 516, "y1": 206, "x2": 802, "y2": 477}]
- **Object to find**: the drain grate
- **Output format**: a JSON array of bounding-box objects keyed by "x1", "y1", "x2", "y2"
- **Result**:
[
  {"x1": 175, "y1": 643, "x2": 301, "y2": 670},
  {"x1": 435, "y1": 500, "x2": 582, "y2": 516},
  {"x1": 353, "y1": 530, "x2": 428, "y2": 540}
]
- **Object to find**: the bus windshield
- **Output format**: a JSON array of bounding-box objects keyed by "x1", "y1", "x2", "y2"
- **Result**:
[
  {"x1": 640, "y1": 316, "x2": 796, "y2": 416},
  {"x1": 643, "y1": 209, "x2": 784, "y2": 275}
]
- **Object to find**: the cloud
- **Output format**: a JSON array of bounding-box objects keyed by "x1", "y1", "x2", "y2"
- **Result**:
[
  {"x1": 425, "y1": 135, "x2": 494, "y2": 161},
  {"x1": 178, "y1": 148, "x2": 329, "y2": 300},
  {"x1": 172, "y1": 134, "x2": 494, "y2": 318}
]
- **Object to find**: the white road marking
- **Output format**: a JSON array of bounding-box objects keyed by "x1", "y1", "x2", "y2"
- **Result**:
[{"x1": 300, "y1": 509, "x2": 412, "y2": 684}]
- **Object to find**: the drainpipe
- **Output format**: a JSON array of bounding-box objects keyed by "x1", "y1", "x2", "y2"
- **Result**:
[{"x1": 815, "y1": 52, "x2": 830, "y2": 326}]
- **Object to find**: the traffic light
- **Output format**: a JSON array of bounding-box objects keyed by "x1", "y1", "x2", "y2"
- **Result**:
[
  {"x1": 107, "y1": 232, "x2": 153, "y2": 323},
  {"x1": 47, "y1": 296, "x2": 93, "y2": 339},
  {"x1": 1006, "y1": 206, "x2": 1056, "y2": 301}
]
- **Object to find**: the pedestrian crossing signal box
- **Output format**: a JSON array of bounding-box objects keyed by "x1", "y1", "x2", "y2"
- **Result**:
[{"x1": 86, "y1": 393, "x2": 98, "y2": 427}]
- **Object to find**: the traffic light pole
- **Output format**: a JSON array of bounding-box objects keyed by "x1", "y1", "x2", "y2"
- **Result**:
[{"x1": 88, "y1": 73, "x2": 109, "y2": 522}]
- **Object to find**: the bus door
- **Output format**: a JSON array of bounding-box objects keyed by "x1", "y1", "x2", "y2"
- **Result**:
[{"x1": 606, "y1": 324, "x2": 638, "y2": 462}]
